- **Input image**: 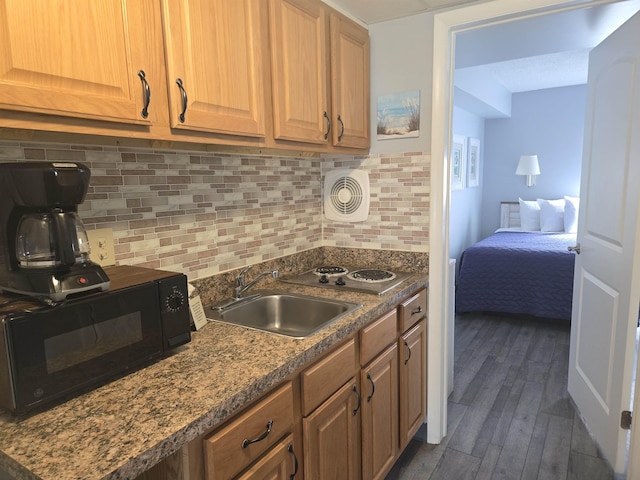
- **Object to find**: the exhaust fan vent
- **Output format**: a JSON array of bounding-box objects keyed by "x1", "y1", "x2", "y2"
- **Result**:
[{"x1": 324, "y1": 169, "x2": 370, "y2": 222}]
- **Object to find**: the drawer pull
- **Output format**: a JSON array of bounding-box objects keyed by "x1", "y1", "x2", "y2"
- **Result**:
[
  {"x1": 352, "y1": 384, "x2": 361, "y2": 416},
  {"x1": 288, "y1": 444, "x2": 299, "y2": 479},
  {"x1": 366, "y1": 373, "x2": 375, "y2": 402},
  {"x1": 404, "y1": 339, "x2": 412, "y2": 365},
  {"x1": 411, "y1": 306, "x2": 423, "y2": 315},
  {"x1": 137, "y1": 70, "x2": 150, "y2": 119},
  {"x1": 241, "y1": 419, "x2": 273, "y2": 448}
]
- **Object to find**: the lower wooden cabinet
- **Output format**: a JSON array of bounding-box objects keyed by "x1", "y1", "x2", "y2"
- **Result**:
[
  {"x1": 236, "y1": 434, "x2": 300, "y2": 480},
  {"x1": 303, "y1": 379, "x2": 362, "y2": 480},
  {"x1": 399, "y1": 317, "x2": 428, "y2": 450},
  {"x1": 203, "y1": 382, "x2": 295, "y2": 480},
  {"x1": 361, "y1": 343, "x2": 398, "y2": 480}
]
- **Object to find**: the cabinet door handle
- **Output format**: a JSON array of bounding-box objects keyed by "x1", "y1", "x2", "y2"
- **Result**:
[
  {"x1": 175, "y1": 78, "x2": 188, "y2": 123},
  {"x1": 411, "y1": 306, "x2": 423, "y2": 315},
  {"x1": 352, "y1": 384, "x2": 361, "y2": 416},
  {"x1": 288, "y1": 444, "x2": 299, "y2": 479},
  {"x1": 323, "y1": 111, "x2": 331, "y2": 140},
  {"x1": 366, "y1": 372, "x2": 375, "y2": 402},
  {"x1": 241, "y1": 419, "x2": 273, "y2": 448},
  {"x1": 137, "y1": 70, "x2": 150, "y2": 119},
  {"x1": 337, "y1": 114, "x2": 345, "y2": 142},
  {"x1": 404, "y1": 339, "x2": 412, "y2": 365}
]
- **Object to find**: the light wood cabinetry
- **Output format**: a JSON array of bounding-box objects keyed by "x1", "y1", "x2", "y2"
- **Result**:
[
  {"x1": 361, "y1": 344, "x2": 398, "y2": 480},
  {"x1": 203, "y1": 382, "x2": 295, "y2": 480},
  {"x1": 0, "y1": 0, "x2": 368, "y2": 154},
  {"x1": 329, "y1": 13, "x2": 370, "y2": 149},
  {"x1": 268, "y1": 0, "x2": 369, "y2": 149},
  {"x1": 0, "y1": 0, "x2": 155, "y2": 125},
  {"x1": 399, "y1": 317, "x2": 428, "y2": 450},
  {"x1": 160, "y1": 0, "x2": 268, "y2": 137},
  {"x1": 303, "y1": 379, "x2": 362, "y2": 480},
  {"x1": 236, "y1": 434, "x2": 299, "y2": 480}
]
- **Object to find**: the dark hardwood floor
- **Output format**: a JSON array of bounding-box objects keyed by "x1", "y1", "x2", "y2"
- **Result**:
[{"x1": 386, "y1": 312, "x2": 615, "y2": 480}]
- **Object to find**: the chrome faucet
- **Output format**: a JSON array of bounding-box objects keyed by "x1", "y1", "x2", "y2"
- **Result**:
[{"x1": 233, "y1": 265, "x2": 279, "y2": 299}]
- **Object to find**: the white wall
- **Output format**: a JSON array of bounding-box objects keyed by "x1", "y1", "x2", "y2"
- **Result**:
[
  {"x1": 369, "y1": 12, "x2": 434, "y2": 154},
  {"x1": 481, "y1": 85, "x2": 586, "y2": 237},
  {"x1": 449, "y1": 106, "x2": 484, "y2": 264}
]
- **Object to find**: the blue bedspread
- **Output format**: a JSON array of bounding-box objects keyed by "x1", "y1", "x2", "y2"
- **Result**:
[{"x1": 455, "y1": 231, "x2": 577, "y2": 320}]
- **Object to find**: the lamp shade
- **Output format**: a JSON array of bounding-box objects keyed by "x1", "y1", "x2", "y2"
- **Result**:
[{"x1": 516, "y1": 155, "x2": 541, "y2": 176}]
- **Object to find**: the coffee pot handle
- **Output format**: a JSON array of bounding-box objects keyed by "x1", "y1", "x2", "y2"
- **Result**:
[{"x1": 52, "y1": 211, "x2": 77, "y2": 267}]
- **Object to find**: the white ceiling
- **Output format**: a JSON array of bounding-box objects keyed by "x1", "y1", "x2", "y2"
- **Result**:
[{"x1": 328, "y1": 0, "x2": 640, "y2": 94}]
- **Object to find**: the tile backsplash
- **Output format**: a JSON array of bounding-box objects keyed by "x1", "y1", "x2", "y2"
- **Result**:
[{"x1": 0, "y1": 141, "x2": 430, "y2": 280}]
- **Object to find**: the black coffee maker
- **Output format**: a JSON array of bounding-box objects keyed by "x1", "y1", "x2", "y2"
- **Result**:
[{"x1": 0, "y1": 162, "x2": 110, "y2": 301}]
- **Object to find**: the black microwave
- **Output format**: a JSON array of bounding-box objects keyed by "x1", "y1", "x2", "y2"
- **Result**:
[{"x1": 0, "y1": 266, "x2": 191, "y2": 413}]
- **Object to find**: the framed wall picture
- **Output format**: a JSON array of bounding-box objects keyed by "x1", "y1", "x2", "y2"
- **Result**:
[
  {"x1": 467, "y1": 137, "x2": 480, "y2": 188},
  {"x1": 451, "y1": 134, "x2": 466, "y2": 190}
]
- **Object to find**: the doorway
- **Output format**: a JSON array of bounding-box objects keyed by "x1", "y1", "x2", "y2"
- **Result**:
[{"x1": 428, "y1": 0, "x2": 638, "y2": 469}]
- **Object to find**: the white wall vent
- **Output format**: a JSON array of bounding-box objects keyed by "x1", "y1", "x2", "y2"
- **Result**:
[{"x1": 323, "y1": 169, "x2": 370, "y2": 222}]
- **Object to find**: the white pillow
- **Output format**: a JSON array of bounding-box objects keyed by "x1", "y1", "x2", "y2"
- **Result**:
[
  {"x1": 564, "y1": 196, "x2": 580, "y2": 233},
  {"x1": 519, "y1": 198, "x2": 541, "y2": 231},
  {"x1": 537, "y1": 198, "x2": 565, "y2": 232}
]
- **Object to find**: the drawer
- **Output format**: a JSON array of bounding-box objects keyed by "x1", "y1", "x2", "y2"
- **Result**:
[
  {"x1": 204, "y1": 382, "x2": 294, "y2": 480},
  {"x1": 398, "y1": 288, "x2": 427, "y2": 332},
  {"x1": 301, "y1": 338, "x2": 357, "y2": 416},
  {"x1": 360, "y1": 309, "x2": 397, "y2": 366}
]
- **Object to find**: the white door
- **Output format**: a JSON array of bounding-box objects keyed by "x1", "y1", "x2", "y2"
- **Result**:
[{"x1": 568, "y1": 10, "x2": 640, "y2": 474}]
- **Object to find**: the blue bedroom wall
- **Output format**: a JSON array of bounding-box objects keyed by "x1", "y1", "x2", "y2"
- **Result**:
[
  {"x1": 480, "y1": 84, "x2": 587, "y2": 238},
  {"x1": 450, "y1": 106, "x2": 485, "y2": 264}
]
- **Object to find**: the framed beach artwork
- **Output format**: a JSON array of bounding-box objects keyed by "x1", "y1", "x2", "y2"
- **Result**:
[
  {"x1": 376, "y1": 90, "x2": 420, "y2": 140},
  {"x1": 451, "y1": 134, "x2": 466, "y2": 190},
  {"x1": 467, "y1": 137, "x2": 480, "y2": 188}
]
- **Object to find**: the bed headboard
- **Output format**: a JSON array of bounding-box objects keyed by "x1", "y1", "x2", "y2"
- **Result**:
[{"x1": 500, "y1": 202, "x2": 520, "y2": 228}]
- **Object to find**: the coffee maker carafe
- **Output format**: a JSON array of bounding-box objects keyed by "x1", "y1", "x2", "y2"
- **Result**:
[{"x1": 0, "y1": 162, "x2": 110, "y2": 301}]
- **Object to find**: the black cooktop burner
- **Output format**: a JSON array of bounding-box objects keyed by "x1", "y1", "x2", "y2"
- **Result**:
[
  {"x1": 347, "y1": 269, "x2": 397, "y2": 283},
  {"x1": 314, "y1": 266, "x2": 348, "y2": 276}
]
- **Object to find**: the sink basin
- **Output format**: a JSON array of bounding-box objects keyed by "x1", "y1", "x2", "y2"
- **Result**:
[{"x1": 206, "y1": 291, "x2": 362, "y2": 338}]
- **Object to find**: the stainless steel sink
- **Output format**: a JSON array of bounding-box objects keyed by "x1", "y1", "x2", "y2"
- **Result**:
[{"x1": 206, "y1": 291, "x2": 362, "y2": 338}]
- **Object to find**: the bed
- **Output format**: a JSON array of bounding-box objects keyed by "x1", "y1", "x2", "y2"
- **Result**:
[{"x1": 455, "y1": 201, "x2": 577, "y2": 320}]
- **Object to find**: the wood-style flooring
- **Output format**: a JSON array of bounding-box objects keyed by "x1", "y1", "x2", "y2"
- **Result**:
[{"x1": 386, "y1": 312, "x2": 615, "y2": 480}]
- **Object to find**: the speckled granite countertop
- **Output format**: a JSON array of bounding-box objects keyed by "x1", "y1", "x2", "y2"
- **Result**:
[{"x1": 0, "y1": 274, "x2": 428, "y2": 480}]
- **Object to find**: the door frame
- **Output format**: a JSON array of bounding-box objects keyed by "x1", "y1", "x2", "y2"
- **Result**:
[{"x1": 428, "y1": 0, "x2": 625, "y2": 444}]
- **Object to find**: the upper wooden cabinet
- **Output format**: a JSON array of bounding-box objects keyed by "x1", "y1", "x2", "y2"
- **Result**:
[
  {"x1": 269, "y1": 0, "x2": 370, "y2": 149},
  {"x1": 330, "y1": 13, "x2": 370, "y2": 149},
  {"x1": 160, "y1": 0, "x2": 268, "y2": 137},
  {"x1": 0, "y1": 0, "x2": 154, "y2": 124},
  {"x1": 269, "y1": 0, "x2": 330, "y2": 145}
]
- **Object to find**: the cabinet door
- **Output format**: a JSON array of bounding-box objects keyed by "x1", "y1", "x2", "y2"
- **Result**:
[
  {"x1": 399, "y1": 318, "x2": 427, "y2": 450},
  {"x1": 329, "y1": 14, "x2": 370, "y2": 149},
  {"x1": 0, "y1": 0, "x2": 154, "y2": 124},
  {"x1": 161, "y1": 0, "x2": 267, "y2": 136},
  {"x1": 361, "y1": 344, "x2": 398, "y2": 480},
  {"x1": 303, "y1": 379, "x2": 361, "y2": 480},
  {"x1": 236, "y1": 435, "x2": 300, "y2": 480},
  {"x1": 269, "y1": 0, "x2": 330, "y2": 144}
]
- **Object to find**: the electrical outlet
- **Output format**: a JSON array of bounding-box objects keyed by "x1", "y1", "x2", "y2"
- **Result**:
[{"x1": 86, "y1": 228, "x2": 116, "y2": 267}]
